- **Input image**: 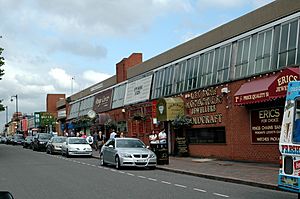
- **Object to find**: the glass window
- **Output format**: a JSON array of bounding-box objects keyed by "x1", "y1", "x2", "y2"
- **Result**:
[
  {"x1": 187, "y1": 127, "x2": 226, "y2": 144},
  {"x1": 235, "y1": 37, "x2": 250, "y2": 78},
  {"x1": 216, "y1": 45, "x2": 231, "y2": 83},
  {"x1": 278, "y1": 19, "x2": 299, "y2": 68},
  {"x1": 112, "y1": 83, "x2": 126, "y2": 109},
  {"x1": 196, "y1": 54, "x2": 204, "y2": 88}
]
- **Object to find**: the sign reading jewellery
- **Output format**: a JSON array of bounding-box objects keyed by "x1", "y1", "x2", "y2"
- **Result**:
[
  {"x1": 124, "y1": 75, "x2": 153, "y2": 105},
  {"x1": 93, "y1": 89, "x2": 112, "y2": 113},
  {"x1": 186, "y1": 88, "x2": 223, "y2": 125}
]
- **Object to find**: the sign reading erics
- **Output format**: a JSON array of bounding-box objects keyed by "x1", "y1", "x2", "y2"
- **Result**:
[{"x1": 124, "y1": 75, "x2": 153, "y2": 105}]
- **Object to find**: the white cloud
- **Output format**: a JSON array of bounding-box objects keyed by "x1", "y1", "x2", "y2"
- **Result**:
[
  {"x1": 48, "y1": 67, "x2": 77, "y2": 90},
  {"x1": 82, "y1": 70, "x2": 112, "y2": 84}
]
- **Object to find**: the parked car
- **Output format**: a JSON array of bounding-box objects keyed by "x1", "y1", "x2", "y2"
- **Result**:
[
  {"x1": 0, "y1": 137, "x2": 7, "y2": 144},
  {"x1": 46, "y1": 136, "x2": 66, "y2": 155},
  {"x1": 32, "y1": 133, "x2": 52, "y2": 151},
  {"x1": 61, "y1": 137, "x2": 92, "y2": 157},
  {"x1": 23, "y1": 136, "x2": 33, "y2": 148},
  {"x1": 100, "y1": 138, "x2": 157, "y2": 169},
  {"x1": 12, "y1": 134, "x2": 25, "y2": 145},
  {"x1": 6, "y1": 136, "x2": 14, "y2": 145}
]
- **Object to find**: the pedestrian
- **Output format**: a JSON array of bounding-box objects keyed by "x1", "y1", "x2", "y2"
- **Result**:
[
  {"x1": 93, "y1": 131, "x2": 98, "y2": 151},
  {"x1": 119, "y1": 132, "x2": 125, "y2": 138},
  {"x1": 158, "y1": 129, "x2": 167, "y2": 144},
  {"x1": 98, "y1": 130, "x2": 104, "y2": 152},
  {"x1": 81, "y1": 131, "x2": 87, "y2": 139},
  {"x1": 109, "y1": 129, "x2": 116, "y2": 139}
]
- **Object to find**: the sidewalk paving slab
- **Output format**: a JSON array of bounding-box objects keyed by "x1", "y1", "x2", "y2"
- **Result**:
[{"x1": 91, "y1": 150, "x2": 279, "y2": 190}]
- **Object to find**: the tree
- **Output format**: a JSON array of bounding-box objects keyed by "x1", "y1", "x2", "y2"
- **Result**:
[
  {"x1": 0, "y1": 47, "x2": 4, "y2": 80},
  {"x1": 0, "y1": 47, "x2": 4, "y2": 112}
]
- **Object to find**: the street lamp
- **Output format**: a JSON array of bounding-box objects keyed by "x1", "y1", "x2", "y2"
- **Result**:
[{"x1": 11, "y1": 95, "x2": 19, "y2": 132}]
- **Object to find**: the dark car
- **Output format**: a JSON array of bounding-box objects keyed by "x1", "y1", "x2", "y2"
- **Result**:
[
  {"x1": 0, "y1": 137, "x2": 7, "y2": 144},
  {"x1": 46, "y1": 136, "x2": 66, "y2": 154},
  {"x1": 32, "y1": 133, "x2": 52, "y2": 151},
  {"x1": 12, "y1": 134, "x2": 24, "y2": 145},
  {"x1": 6, "y1": 136, "x2": 14, "y2": 145},
  {"x1": 23, "y1": 136, "x2": 33, "y2": 148}
]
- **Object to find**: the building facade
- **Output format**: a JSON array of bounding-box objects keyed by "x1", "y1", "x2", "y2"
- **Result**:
[{"x1": 64, "y1": 0, "x2": 300, "y2": 163}]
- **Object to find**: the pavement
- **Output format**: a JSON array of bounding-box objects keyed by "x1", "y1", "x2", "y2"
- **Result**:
[{"x1": 91, "y1": 149, "x2": 279, "y2": 191}]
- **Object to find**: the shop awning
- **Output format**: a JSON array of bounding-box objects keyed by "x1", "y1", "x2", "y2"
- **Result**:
[
  {"x1": 156, "y1": 97, "x2": 185, "y2": 121},
  {"x1": 234, "y1": 67, "x2": 299, "y2": 105}
]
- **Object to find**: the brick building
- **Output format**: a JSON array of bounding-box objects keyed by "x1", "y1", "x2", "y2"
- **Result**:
[{"x1": 65, "y1": 0, "x2": 300, "y2": 163}]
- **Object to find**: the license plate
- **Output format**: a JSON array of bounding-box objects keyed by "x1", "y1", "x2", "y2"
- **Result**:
[{"x1": 136, "y1": 159, "x2": 146, "y2": 162}]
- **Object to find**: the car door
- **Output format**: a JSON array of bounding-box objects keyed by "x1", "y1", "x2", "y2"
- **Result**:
[
  {"x1": 61, "y1": 139, "x2": 67, "y2": 154},
  {"x1": 104, "y1": 140, "x2": 115, "y2": 164}
]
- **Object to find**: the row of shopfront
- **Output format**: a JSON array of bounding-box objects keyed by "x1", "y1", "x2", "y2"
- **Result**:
[{"x1": 61, "y1": 67, "x2": 299, "y2": 164}]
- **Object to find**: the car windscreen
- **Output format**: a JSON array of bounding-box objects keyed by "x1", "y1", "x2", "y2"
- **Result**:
[
  {"x1": 39, "y1": 134, "x2": 51, "y2": 139},
  {"x1": 52, "y1": 137, "x2": 66, "y2": 143},
  {"x1": 69, "y1": 138, "x2": 87, "y2": 144},
  {"x1": 116, "y1": 139, "x2": 145, "y2": 148}
]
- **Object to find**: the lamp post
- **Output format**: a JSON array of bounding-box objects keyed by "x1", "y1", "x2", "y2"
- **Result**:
[
  {"x1": 11, "y1": 95, "x2": 19, "y2": 132},
  {"x1": 4, "y1": 106, "x2": 8, "y2": 137}
]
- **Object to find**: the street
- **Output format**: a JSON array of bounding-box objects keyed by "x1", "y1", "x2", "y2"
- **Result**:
[{"x1": 0, "y1": 144, "x2": 297, "y2": 199}]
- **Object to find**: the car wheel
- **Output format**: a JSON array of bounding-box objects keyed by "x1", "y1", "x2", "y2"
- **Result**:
[
  {"x1": 46, "y1": 147, "x2": 50, "y2": 154},
  {"x1": 115, "y1": 155, "x2": 121, "y2": 170},
  {"x1": 100, "y1": 154, "x2": 106, "y2": 166},
  {"x1": 148, "y1": 166, "x2": 156, "y2": 170}
]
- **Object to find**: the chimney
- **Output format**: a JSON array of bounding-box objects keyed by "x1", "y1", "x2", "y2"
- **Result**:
[{"x1": 116, "y1": 53, "x2": 142, "y2": 83}]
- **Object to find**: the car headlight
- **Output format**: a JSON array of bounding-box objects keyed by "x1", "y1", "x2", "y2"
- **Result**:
[
  {"x1": 120, "y1": 153, "x2": 132, "y2": 158},
  {"x1": 149, "y1": 153, "x2": 156, "y2": 158},
  {"x1": 39, "y1": 141, "x2": 44, "y2": 144}
]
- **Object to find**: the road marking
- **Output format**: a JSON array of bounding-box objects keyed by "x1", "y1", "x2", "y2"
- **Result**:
[
  {"x1": 148, "y1": 178, "x2": 157, "y2": 181},
  {"x1": 174, "y1": 184, "x2": 187, "y2": 188},
  {"x1": 110, "y1": 169, "x2": 117, "y2": 172},
  {"x1": 127, "y1": 173, "x2": 135, "y2": 176},
  {"x1": 161, "y1": 181, "x2": 171, "y2": 185},
  {"x1": 213, "y1": 193, "x2": 229, "y2": 198},
  {"x1": 193, "y1": 188, "x2": 207, "y2": 193},
  {"x1": 118, "y1": 171, "x2": 125, "y2": 174},
  {"x1": 91, "y1": 165, "x2": 96, "y2": 167},
  {"x1": 138, "y1": 175, "x2": 146, "y2": 179}
]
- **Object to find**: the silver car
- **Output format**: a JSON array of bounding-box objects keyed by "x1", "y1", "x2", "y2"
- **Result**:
[{"x1": 100, "y1": 138, "x2": 157, "y2": 169}]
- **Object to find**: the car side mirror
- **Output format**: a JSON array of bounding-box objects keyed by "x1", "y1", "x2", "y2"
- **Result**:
[
  {"x1": 0, "y1": 191, "x2": 14, "y2": 199},
  {"x1": 146, "y1": 146, "x2": 150, "y2": 149},
  {"x1": 108, "y1": 145, "x2": 113, "y2": 148}
]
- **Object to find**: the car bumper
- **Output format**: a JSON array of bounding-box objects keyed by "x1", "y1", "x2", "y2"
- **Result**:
[
  {"x1": 120, "y1": 157, "x2": 157, "y2": 167},
  {"x1": 69, "y1": 151, "x2": 92, "y2": 156}
]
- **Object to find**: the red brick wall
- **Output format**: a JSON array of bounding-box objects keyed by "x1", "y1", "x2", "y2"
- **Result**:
[
  {"x1": 116, "y1": 53, "x2": 142, "y2": 83},
  {"x1": 184, "y1": 75, "x2": 281, "y2": 163},
  {"x1": 46, "y1": 94, "x2": 65, "y2": 117}
]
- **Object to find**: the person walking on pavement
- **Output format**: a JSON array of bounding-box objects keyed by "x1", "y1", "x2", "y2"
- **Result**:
[
  {"x1": 110, "y1": 129, "x2": 116, "y2": 139},
  {"x1": 92, "y1": 131, "x2": 98, "y2": 151},
  {"x1": 98, "y1": 130, "x2": 105, "y2": 152}
]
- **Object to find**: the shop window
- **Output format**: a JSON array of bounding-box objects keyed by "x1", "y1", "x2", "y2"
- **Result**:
[
  {"x1": 255, "y1": 29, "x2": 273, "y2": 73},
  {"x1": 112, "y1": 83, "x2": 126, "y2": 109},
  {"x1": 186, "y1": 57, "x2": 198, "y2": 91},
  {"x1": 278, "y1": 19, "x2": 299, "y2": 68},
  {"x1": 187, "y1": 127, "x2": 226, "y2": 144},
  {"x1": 293, "y1": 98, "x2": 300, "y2": 143},
  {"x1": 163, "y1": 66, "x2": 174, "y2": 96},
  {"x1": 216, "y1": 45, "x2": 231, "y2": 83},
  {"x1": 235, "y1": 37, "x2": 251, "y2": 79}
]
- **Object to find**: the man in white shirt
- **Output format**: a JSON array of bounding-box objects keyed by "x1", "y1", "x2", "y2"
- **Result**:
[
  {"x1": 158, "y1": 129, "x2": 167, "y2": 144},
  {"x1": 110, "y1": 129, "x2": 117, "y2": 139}
]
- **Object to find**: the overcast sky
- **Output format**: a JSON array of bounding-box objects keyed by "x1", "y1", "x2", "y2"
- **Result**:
[{"x1": 0, "y1": 0, "x2": 274, "y2": 130}]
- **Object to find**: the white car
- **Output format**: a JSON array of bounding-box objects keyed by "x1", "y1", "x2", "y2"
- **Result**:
[
  {"x1": 61, "y1": 137, "x2": 92, "y2": 157},
  {"x1": 100, "y1": 138, "x2": 157, "y2": 169}
]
